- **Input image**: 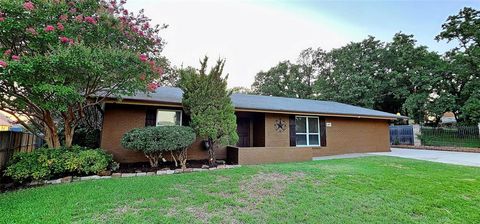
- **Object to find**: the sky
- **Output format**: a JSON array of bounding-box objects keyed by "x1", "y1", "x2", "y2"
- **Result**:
[{"x1": 126, "y1": 0, "x2": 480, "y2": 88}]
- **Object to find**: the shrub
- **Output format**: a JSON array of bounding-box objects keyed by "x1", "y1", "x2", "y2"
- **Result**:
[
  {"x1": 121, "y1": 126, "x2": 196, "y2": 168},
  {"x1": 4, "y1": 146, "x2": 114, "y2": 182},
  {"x1": 63, "y1": 148, "x2": 114, "y2": 174},
  {"x1": 179, "y1": 57, "x2": 239, "y2": 166}
]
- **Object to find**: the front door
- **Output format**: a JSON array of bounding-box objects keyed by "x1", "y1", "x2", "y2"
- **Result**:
[{"x1": 237, "y1": 118, "x2": 250, "y2": 147}]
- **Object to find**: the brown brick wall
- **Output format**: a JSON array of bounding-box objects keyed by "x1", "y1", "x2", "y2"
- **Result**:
[
  {"x1": 100, "y1": 104, "x2": 147, "y2": 163},
  {"x1": 101, "y1": 103, "x2": 390, "y2": 163},
  {"x1": 264, "y1": 113, "x2": 290, "y2": 147},
  {"x1": 236, "y1": 147, "x2": 312, "y2": 165},
  {"x1": 100, "y1": 103, "x2": 225, "y2": 163},
  {"x1": 312, "y1": 117, "x2": 390, "y2": 157}
]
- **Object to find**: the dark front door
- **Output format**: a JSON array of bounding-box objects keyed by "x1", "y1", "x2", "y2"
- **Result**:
[{"x1": 237, "y1": 118, "x2": 250, "y2": 147}]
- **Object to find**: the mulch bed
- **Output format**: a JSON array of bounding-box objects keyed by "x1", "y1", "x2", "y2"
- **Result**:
[{"x1": 394, "y1": 145, "x2": 480, "y2": 153}]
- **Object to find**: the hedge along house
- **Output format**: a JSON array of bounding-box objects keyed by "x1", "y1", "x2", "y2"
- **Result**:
[{"x1": 100, "y1": 87, "x2": 405, "y2": 165}]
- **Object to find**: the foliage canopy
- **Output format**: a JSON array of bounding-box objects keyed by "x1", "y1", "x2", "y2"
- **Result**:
[
  {"x1": 179, "y1": 57, "x2": 238, "y2": 165},
  {"x1": 4, "y1": 146, "x2": 114, "y2": 182},
  {"x1": 0, "y1": 0, "x2": 166, "y2": 147},
  {"x1": 121, "y1": 125, "x2": 196, "y2": 167}
]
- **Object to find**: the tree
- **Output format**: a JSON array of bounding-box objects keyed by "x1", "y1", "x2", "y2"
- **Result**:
[
  {"x1": 297, "y1": 47, "x2": 327, "y2": 98},
  {"x1": 251, "y1": 61, "x2": 313, "y2": 98},
  {"x1": 383, "y1": 33, "x2": 446, "y2": 123},
  {"x1": 435, "y1": 7, "x2": 480, "y2": 124},
  {"x1": 311, "y1": 34, "x2": 445, "y2": 123},
  {"x1": 314, "y1": 36, "x2": 387, "y2": 109},
  {"x1": 179, "y1": 57, "x2": 238, "y2": 166},
  {"x1": 230, "y1": 86, "x2": 252, "y2": 94},
  {"x1": 121, "y1": 126, "x2": 196, "y2": 168},
  {"x1": 157, "y1": 57, "x2": 179, "y2": 87},
  {"x1": 0, "y1": 0, "x2": 166, "y2": 148}
]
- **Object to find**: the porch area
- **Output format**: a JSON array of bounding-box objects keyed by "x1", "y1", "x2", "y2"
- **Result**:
[
  {"x1": 226, "y1": 146, "x2": 313, "y2": 165},
  {"x1": 235, "y1": 111, "x2": 266, "y2": 148},
  {"x1": 228, "y1": 111, "x2": 313, "y2": 165}
]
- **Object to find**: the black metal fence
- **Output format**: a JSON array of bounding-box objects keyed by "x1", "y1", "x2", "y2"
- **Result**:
[
  {"x1": 419, "y1": 126, "x2": 480, "y2": 148},
  {"x1": 0, "y1": 131, "x2": 42, "y2": 171},
  {"x1": 390, "y1": 125, "x2": 414, "y2": 145}
]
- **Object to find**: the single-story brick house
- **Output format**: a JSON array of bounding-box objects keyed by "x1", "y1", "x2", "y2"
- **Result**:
[{"x1": 100, "y1": 87, "x2": 404, "y2": 165}]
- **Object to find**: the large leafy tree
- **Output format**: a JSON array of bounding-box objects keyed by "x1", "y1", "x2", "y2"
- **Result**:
[
  {"x1": 295, "y1": 47, "x2": 327, "y2": 98},
  {"x1": 251, "y1": 60, "x2": 314, "y2": 99},
  {"x1": 0, "y1": 0, "x2": 165, "y2": 148},
  {"x1": 314, "y1": 36, "x2": 387, "y2": 109},
  {"x1": 179, "y1": 57, "x2": 238, "y2": 166},
  {"x1": 435, "y1": 7, "x2": 480, "y2": 124},
  {"x1": 313, "y1": 34, "x2": 444, "y2": 122},
  {"x1": 253, "y1": 33, "x2": 444, "y2": 123},
  {"x1": 383, "y1": 33, "x2": 446, "y2": 123}
]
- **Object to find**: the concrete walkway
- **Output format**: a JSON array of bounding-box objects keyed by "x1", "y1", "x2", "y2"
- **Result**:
[
  {"x1": 369, "y1": 148, "x2": 480, "y2": 167},
  {"x1": 313, "y1": 148, "x2": 480, "y2": 167}
]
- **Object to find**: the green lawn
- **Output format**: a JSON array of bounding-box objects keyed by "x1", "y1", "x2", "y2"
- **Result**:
[
  {"x1": 420, "y1": 127, "x2": 480, "y2": 148},
  {"x1": 1, "y1": 156, "x2": 480, "y2": 224},
  {"x1": 420, "y1": 135, "x2": 480, "y2": 148}
]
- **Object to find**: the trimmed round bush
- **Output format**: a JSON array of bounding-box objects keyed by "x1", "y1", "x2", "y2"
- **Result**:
[{"x1": 121, "y1": 126, "x2": 196, "y2": 167}]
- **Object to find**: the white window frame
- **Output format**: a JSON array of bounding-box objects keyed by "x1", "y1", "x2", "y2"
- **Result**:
[
  {"x1": 295, "y1": 116, "x2": 320, "y2": 147},
  {"x1": 156, "y1": 109, "x2": 182, "y2": 126}
]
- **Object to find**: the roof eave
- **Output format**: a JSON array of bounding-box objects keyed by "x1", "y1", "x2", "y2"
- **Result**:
[
  {"x1": 104, "y1": 99, "x2": 405, "y2": 120},
  {"x1": 234, "y1": 107, "x2": 406, "y2": 120}
]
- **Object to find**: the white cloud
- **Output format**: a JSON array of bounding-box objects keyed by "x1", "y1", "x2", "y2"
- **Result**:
[{"x1": 126, "y1": 0, "x2": 354, "y2": 87}]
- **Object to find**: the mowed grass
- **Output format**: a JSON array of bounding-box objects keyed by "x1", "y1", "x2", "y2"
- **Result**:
[
  {"x1": 421, "y1": 135, "x2": 480, "y2": 148},
  {"x1": 420, "y1": 127, "x2": 480, "y2": 148},
  {"x1": 1, "y1": 156, "x2": 480, "y2": 224}
]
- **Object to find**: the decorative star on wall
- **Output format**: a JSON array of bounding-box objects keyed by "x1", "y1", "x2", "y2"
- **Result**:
[{"x1": 274, "y1": 118, "x2": 287, "y2": 133}]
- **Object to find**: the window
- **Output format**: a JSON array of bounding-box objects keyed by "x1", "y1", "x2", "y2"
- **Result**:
[
  {"x1": 295, "y1": 116, "x2": 320, "y2": 146},
  {"x1": 156, "y1": 110, "x2": 182, "y2": 126}
]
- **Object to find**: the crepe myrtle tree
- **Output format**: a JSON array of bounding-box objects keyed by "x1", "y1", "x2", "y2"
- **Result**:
[
  {"x1": 179, "y1": 57, "x2": 239, "y2": 166},
  {"x1": 0, "y1": 0, "x2": 166, "y2": 148},
  {"x1": 121, "y1": 126, "x2": 196, "y2": 168}
]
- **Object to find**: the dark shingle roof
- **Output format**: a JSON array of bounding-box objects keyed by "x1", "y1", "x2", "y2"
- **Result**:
[{"x1": 117, "y1": 87, "x2": 404, "y2": 119}]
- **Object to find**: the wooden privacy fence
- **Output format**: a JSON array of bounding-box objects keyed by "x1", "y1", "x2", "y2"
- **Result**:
[
  {"x1": 390, "y1": 125, "x2": 414, "y2": 145},
  {"x1": 420, "y1": 126, "x2": 480, "y2": 148},
  {"x1": 0, "y1": 131, "x2": 41, "y2": 171}
]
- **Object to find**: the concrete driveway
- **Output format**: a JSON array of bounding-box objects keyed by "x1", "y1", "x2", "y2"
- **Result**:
[{"x1": 369, "y1": 148, "x2": 480, "y2": 167}]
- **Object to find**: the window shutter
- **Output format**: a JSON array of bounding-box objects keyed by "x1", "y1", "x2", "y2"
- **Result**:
[
  {"x1": 145, "y1": 109, "x2": 156, "y2": 126},
  {"x1": 319, "y1": 117, "x2": 327, "y2": 147},
  {"x1": 181, "y1": 112, "x2": 190, "y2": 126},
  {"x1": 289, "y1": 115, "x2": 296, "y2": 146}
]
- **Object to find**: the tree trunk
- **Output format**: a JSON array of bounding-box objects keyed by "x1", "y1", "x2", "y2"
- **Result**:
[
  {"x1": 208, "y1": 138, "x2": 216, "y2": 167},
  {"x1": 63, "y1": 107, "x2": 78, "y2": 148},
  {"x1": 44, "y1": 111, "x2": 61, "y2": 148},
  {"x1": 170, "y1": 150, "x2": 178, "y2": 167},
  {"x1": 149, "y1": 157, "x2": 159, "y2": 168},
  {"x1": 146, "y1": 152, "x2": 162, "y2": 168},
  {"x1": 171, "y1": 149, "x2": 188, "y2": 170},
  {"x1": 64, "y1": 117, "x2": 75, "y2": 148},
  {"x1": 64, "y1": 128, "x2": 74, "y2": 148},
  {"x1": 454, "y1": 112, "x2": 464, "y2": 124},
  {"x1": 178, "y1": 148, "x2": 188, "y2": 170}
]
